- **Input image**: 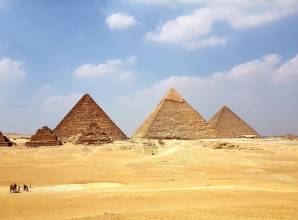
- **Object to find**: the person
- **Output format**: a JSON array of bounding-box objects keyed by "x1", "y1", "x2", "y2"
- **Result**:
[{"x1": 18, "y1": 185, "x2": 21, "y2": 193}]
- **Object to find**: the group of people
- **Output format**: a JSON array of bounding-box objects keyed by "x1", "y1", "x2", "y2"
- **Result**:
[{"x1": 10, "y1": 183, "x2": 31, "y2": 193}]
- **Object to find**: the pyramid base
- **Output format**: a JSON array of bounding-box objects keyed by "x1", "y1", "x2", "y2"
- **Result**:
[
  {"x1": 25, "y1": 141, "x2": 62, "y2": 147},
  {"x1": 0, "y1": 142, "x2": 13, "y2": 147},
  {"x1": 75, "y1": 140, "x2": 112, "y2": 145}
]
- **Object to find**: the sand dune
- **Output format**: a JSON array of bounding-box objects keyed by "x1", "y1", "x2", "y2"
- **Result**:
[{"x1": 0, "y1": 138, "x2": 298, "y2": 219}]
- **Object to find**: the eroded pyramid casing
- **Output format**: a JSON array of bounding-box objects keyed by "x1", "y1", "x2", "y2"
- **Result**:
[
  {"x1": 54, "y1": 94, "x2": 127, "y2": 142},
  {"x1": 208, "y1": 106, "x2": 260, "y2": 138},
  {"x1": 26, "y1": 126, "x2": 62, "y2": 147},
  {"x1": 0, "y1": 132, "x2": 14, "y2": 147},
  {"x1": 75, "y1": 122, "x2": 112, "y2": 145},
  {"x1": 133, "y1": 88, "x2": 215, "y2": 139}
]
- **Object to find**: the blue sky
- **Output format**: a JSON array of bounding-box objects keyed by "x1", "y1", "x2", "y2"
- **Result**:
[{"x1": 0, "y1": 0, "x2": 298, "y2": 136}]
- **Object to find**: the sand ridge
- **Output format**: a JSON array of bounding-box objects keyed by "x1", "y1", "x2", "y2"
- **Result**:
[{"x1": 0, "y1": 138, "x2": 298, "y2": 219}]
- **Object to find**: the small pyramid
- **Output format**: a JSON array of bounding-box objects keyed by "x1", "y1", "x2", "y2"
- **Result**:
[
  {"x1": 75, "y1": 122, "x2": 112, "y2": 145},
  {"x1": 0, "y1": 131, "x2": 14, "y2": 147},
  {"x1": 133, "y1": 88, "x2": 214, "y2": 139},
  {"x1": 25, "y1": 126, "x2": 62, "y2": 147},
  {"x1": 208, "y1": 106, "x2": 260, "y2": 138},
  {"x1": 53, "y1": 94, "x2": 127, "y2": 142}
]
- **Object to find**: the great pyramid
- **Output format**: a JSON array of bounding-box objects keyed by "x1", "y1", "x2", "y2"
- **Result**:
[
  {"x1": 26, "y1": 126, "x2": 62, "y2": 147},
  {"x1": 75, "y1": 122, "x2": 112, "y2": 145},
  {"x1": 0, "y1": 131, "x2": 14, "y2": 147},
  {"x1": 208, "y1": 106, "x2": 260, "y2": 138},
  {"x1": 133, "y1": 88, "x2": 214, "y2": 139},
  {"x1": 53, "y1": 94, "x2": 127, "y2": 142}
]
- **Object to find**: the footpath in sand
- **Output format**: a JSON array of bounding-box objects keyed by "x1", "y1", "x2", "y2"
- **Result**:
[{"x1": 0, "y1": 138, "x2": 298, "y2": 220}]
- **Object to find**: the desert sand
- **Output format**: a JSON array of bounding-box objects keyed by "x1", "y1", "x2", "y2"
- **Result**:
[{"x1": 0, "y1": 137, "x2": 298, "y2": 220}]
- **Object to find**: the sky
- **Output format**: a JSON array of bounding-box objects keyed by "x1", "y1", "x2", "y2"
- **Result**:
[{"x1": 0, "y1": 0, "x2": 298, "y2": 136}]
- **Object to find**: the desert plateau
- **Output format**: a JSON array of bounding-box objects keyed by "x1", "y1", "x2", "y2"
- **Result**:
[{"x1": 1, "y1": 137, "x2": 298, "y2": 220}]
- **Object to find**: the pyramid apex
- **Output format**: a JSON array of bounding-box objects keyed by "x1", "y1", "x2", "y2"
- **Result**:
[
  {"x1": 79, "y1": 93, "x2": 94, "y2": 102},
  {"x1": 82, "y1": 93, "x2": 91, "y2": 98},
  {"x1": 163, "y1": 88, "x2": 184, "y2": 102},
  {"x1": 221, "y1": 105, "x2": 230, "y2": 111}
]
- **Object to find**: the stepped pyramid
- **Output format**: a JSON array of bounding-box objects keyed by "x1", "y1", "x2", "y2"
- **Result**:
[
  {"x1": 75, "y1": 122, "x2": 112, "y2": 145},
  {"x1": 53, "y1": 94, "x2": 127, "y2": 142},
  {"x1": 0, "y1": 132, "x2": 14, "y2": 147},
  {"x1": 26, "y1": 126, "x2": 62, "y2": 147},
  {"x1": 208, "y1": 106, "x2": 260, "y2": 138},
  {"x1": 133, "y1": 88, "x2": 214, "y2": 139}
]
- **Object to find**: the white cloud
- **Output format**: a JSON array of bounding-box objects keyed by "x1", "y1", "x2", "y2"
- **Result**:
[
  {"x1": 0, "y1": 57, "x2": 26, "y2": 85},
  {"x1": 35, "y1": 83, "x2": 53, "y2": 98},
  {"x1": 128, "y1": 0, "x2": 298, "y2": 8},
  {"x1": 41, "y1": 93, "x2": 83, "y2": 116},
  {"x1": 145, "y1": 8, "x2": 228, "y2": 49},
  {"x1": 105, "y1": 13, "x2": 137, "y2": 30},
  {"x1": 274, "y1": 55, "x2": 298, "y2": 84},
  {"x1": 73, "y1": 56, "x2": 136, "y2": 80},
  {"x1": 126, "y1": 55, "x2": 137, "y2": 64},
  {"x1": 42, "y1": 93, "x2": 82, "y2": 109},
  {"x1": 144, "y1": 0, "x2": 298, "y2": 49},
  {"x1": 118, "y1": 53, "x2": 298, "y2": 136}
]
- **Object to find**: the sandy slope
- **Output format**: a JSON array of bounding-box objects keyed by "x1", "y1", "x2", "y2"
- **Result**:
[{"x1": 0, "y1": 138, "x2": 298, "y2": 219}]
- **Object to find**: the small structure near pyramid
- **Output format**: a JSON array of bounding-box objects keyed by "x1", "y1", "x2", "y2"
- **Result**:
[
  {"x1": 0, "y1": 132, "x2": 14, "y2": 147},
  {"x1": 75, "y1": 122, "x2": 112, "y2": 145},
  {"x1": 54, "y1": 94, "x2": 127, "y2": 143},
  {"x1": 25, "y1": 126, "x2": 62, "y2": 147},
  {"x1": 208, "y1": 106, "x2": 260, "y2": 138},
  {"x1": 133, "y1": 88, "x2": 214, "y2": 139}
]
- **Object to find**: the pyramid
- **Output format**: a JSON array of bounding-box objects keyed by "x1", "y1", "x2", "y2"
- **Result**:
[
  {"x1": 133, "y1": 88, "x2": 214, "y2": 139},
  {"x1": 53, "y1": 94, "x2": 127, "y2": 142},
  {"x1": 208, "y1": 106, "x2": 260, "y2": 138},
  {"x1": 25, "y1": 126, "x2": 62, "y2": 147},
  {"x1": 0, "y1": 131, "x2": 14, "y2": 147},
  {"x1": 75, "y1": 122, "x2": 112, "y2": 145}
]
